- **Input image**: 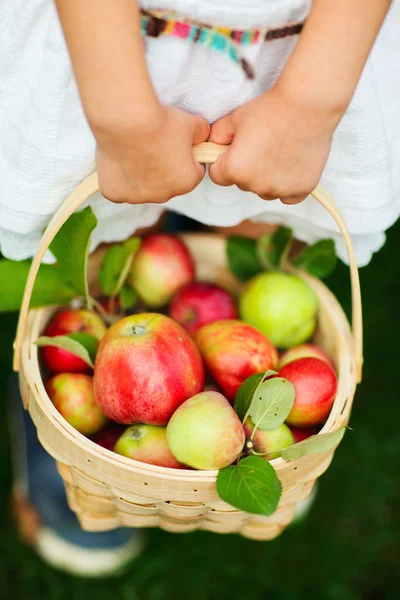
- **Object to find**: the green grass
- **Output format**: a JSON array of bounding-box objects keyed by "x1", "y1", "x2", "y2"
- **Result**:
[{"x1": 0, "y1": 221, "x2": 399, "y2": 600}]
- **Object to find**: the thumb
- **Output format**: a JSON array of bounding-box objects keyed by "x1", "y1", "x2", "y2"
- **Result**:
[
  {"x1": 190, "y1": 115, "x2": 211, "y2": 145},
  {"x1": 209, "y1": 114, "x2": 236, "y2": 145}
]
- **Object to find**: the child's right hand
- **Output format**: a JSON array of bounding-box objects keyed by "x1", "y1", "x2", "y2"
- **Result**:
[{"x1": 95, "y1": 106, "x2": 210, "y2": 205}]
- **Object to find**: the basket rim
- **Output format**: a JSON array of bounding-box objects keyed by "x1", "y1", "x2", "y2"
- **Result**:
[{"x1": 21, "y1": 234, "x2": 357, "y2": 483}]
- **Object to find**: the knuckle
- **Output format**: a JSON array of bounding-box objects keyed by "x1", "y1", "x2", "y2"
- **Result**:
[
  {"x1": 225, "y1": 158, "x2": 250, "y2": 187},
  {"x1": 179, "y1": 175, "x2": 200, "y2": 196}
]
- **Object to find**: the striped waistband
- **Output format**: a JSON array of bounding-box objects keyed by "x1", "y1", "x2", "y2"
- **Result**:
[{"x1": 141, "y1": 10, "x2": 305, "y2": 79}]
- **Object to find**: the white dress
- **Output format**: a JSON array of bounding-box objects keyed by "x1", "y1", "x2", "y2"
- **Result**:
[{"x1": 0, "y1": 0, "x2": 399, "y2": 266}]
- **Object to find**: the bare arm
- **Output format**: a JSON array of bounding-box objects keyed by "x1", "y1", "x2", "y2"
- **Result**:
[
  {"x1": 210, "y1": 0, "x2": 393, "y2": 204},
  {"x1": 55, "y1": 0, "x2": 209, "y2": 204},
  {"x1": 278, "y1": 0, "x2": 393, "y2": 118},
  {"x1": 55, "y1": 0, "x2": 160, "y2": 133}
]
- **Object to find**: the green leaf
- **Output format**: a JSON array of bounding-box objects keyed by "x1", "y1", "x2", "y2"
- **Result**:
[
  {"x1": 49, "y1": 207, "x2": 98, "y2": 302},
  {"x1": 119, "y1": 284, "x2": 137, "y2": 311},
  {"x1": 234, "y1": 373, "x2": 265, "y2": 422},
  {"x1": 36, "y1": 334, "x2": 96, "y2": 368},
  {"x1": 257, "y1": 226, "x2": 293, "y2": 271},
  {"x1": 0, "y1": 260, "x2": 76, "y2": 312},
  {"x1": 99, "y1": 238, "x2": 141, "y2": 297},
  {"x1": 66, "y1": 332, "x2": 99, "y2": 364},
  {"x1": 226, "y1": 236, "x2": 263, "y2": 282},
  {"x1": 292, "y1": 239, "x2": 337, "y2": 278},
  {"x1": 217, "y1": 456, "x2": 282, "y2": 516},
  {"x1": 281, "y1": 428, "x2": 346, "y2": 461},
  {"x1": 235, "y1": 370, "x2": 277, "y2": 422},
  {"x1": 248, "y1": 377, "x2": 295, "y2": 431}
]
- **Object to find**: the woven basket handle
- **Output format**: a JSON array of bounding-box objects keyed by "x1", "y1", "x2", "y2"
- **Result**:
[{"x1": 13, "y1": 142, "x2": 362, "y2": 381}]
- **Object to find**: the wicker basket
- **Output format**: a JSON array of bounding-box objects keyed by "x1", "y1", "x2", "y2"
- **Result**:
[{"x1": 13, "y1": 142, "x2": 363, "y2": 540}]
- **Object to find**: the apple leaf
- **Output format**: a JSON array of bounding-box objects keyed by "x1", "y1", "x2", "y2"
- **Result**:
[
  {"x1": 99, "y1": 237, "x2": 141, "y2": 297},
  {"x1": 234, "y1": 373, "x2": 265, "y2": 422},
  {"x1": 292, "y1": 239, "x2": 337, "y2": 278},
  {"x1": 216, "y1": 456, "x2": 282, "y2": 516},
  {"x1": 226, "y1": 236, "x2": 263, "y2": 282},
  {"x1": 119, "y1": 284, "x2": 137, "y2": 311},
  {"x1": 49, "y1": 207, "x2": 98, "y2": 303},
  {"x1": 66, "y1": 332, "x2": 99, "y2": 364},
  {"x1": 35, "y1": 334, "x2": 97, "y2": 368},
  {"x1": 257, "y1": 226, "x2": 293, "y2": 271},
  {"x1": 281, "y1": 428, "x2": 346, "y2": 461},
  {"x1": 0, "y1": 259, "x2": 76, "y2": 312},
  {"x1": 247, "y1": 377, "x2": 295, "y2": 432}
]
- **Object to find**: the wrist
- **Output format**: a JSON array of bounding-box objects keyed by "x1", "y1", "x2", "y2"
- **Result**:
[
  {"x1": 90, "y1": 101, "x2": 166, "y2": 150},
  {"x1": 272, "y1": 74, "x2": 347, "y2": 132}
]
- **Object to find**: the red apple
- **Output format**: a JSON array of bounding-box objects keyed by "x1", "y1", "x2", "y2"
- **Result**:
[
  {"x1": 115, "y1": 424, "x2": 185, "y2": 469},
  {"x1": 42, "y1": 309, "x2": 107, "y2": 374},
  {"x1": 97, "y1": 296, "x2": 121, "y2": 315},
  {"x1": 130, "y1": 234, "x2": 195, "y2": 308},
  {"x1": 289, "y1": 426, "x2": 319, "y2": 443},
  {"x1": 93, "y1": 313, "x2": 205, "y2": 425},
  {"x1": 279, "y1": 344, "x2": 333, "y2": 369},
  {"x1": 193, "y1": 320, "x2": 278, "y2": 402},
  {"x1": 90, "y1": 423, "x2": 126, "y2": 451},
  {"x1": 46, "y1": 373, "x2": 107, "y2": 435},
  {"x1": 281, "y1": 357, "x2": 337, "y2": 427},
  {"x1": 169, "y1": 282, "x2": 237, "y2": 334}
]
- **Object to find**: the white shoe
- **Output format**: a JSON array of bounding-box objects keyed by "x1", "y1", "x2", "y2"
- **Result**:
[{"x1": 34, "y1": 526, "x2": 145, "y2": 578}]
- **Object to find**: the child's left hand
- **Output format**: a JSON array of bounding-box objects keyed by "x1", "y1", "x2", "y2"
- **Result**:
[{"x1": 208, "y1": 85, "x2": 339, "y2": 205}]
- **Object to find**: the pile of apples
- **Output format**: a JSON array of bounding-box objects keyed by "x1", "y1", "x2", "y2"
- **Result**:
[{"x1": 41, "y1": 234, "x2": 338, "y2": 471}]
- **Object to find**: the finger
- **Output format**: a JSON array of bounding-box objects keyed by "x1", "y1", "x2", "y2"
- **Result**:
[
  {"x1": 280, "y1": 195, "x2": 305, "y2": 205},
  {"x1": 258, "y1": 193, "x2": 278, "y2": 201},
  {"x1": 208, "y1": 152, "x2": 234, "y2": 187},
  {"x1": 190, "y1": 115, "x2": 211, "y2": 145},
  {"x1": 193, "y1": 161, "x2": 207, "y2": 185},
  {"x1": 209, "y1": 114, "x2": 236, "y2": 145}
]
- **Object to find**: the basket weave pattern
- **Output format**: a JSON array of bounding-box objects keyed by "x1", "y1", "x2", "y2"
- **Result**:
[
  {"x1": 13, "y1": 144, "x2": 361, "y2": 540},
  {"x1": 17, "y1": 235, "x2": 355, "y2": 540}
]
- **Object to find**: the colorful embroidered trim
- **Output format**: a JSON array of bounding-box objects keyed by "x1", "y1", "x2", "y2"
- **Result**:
[{"x1": 141, "y1": 10, "x2": 305, "y2": 79}]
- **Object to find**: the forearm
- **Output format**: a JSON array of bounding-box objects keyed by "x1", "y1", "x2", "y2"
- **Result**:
[
  {"x1": 276, "y1": 0, "x2": 392, "y2": 121},
  {"x1": 55, "y1": 0, "x2": 161, "y2": 138}
]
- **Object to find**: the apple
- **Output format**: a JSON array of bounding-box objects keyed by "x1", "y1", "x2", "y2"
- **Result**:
[
  {"x1": 90, "y1": 423, "x2": 126, "y2": 451},
  {"x1": 204, "y1": 383, "x2": 222, "y2": 393},
  {"x1": 239, "y1": 272, "x2": 318, "y2": 348},
  {"x1": 289, "y1": 426, "x2": 319, "y2": 443},
  {"x1": 169, "y1": 282, "x2": 237, "y2": 334},
  {"x1": 280, "y1": 357, "x2": 337, "y2": 427},
  {"x1": 42, "y1": 309, "x2": 107, "y2": 374},
  {"x1": 93, "y1": 313, "x2": 204, "y2": 426},
  {"x1": 279, "y1": 344, "x2": 333, "y2": 369},
  {"x1": 97, "y1": 296, "x2": 121, "y2": 315},
  {"x1": 244, "y1": 418, "x2": 295, "y2": 460},
  {"x1": 115, "y1": 424, "x2": 185, "y2": 469},
  {"x1": 166, "y1": 391, "x2": 245, "y2": 470},
  {"x1": 193, "y1": 320, "x2": 278, "y2": 402},
  {"x1": 46, "y1": 373, "x2": 107, "y2": 435},
  {"x1": 129, "y1": 234, "x2": 195, "y2": 308}
]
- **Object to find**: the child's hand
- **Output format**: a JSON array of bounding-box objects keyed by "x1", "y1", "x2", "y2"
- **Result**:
[
  {"x1": 96, "y1": 107, "x2": 210, "y2": 204},
  {"x1": 208, "y1": 86, "x2": 337, "y2": 205}
]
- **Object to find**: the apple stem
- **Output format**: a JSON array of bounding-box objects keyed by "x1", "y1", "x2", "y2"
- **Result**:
[
  {"x1": 131, "y1": 325, "x2": 146, "y2": 336},
  {"x1": 109, "y1": 295, "x2": 117, "y2": 315},
  {"x1": 90, "y1": 297, "x2": 119, "y2": 325}
]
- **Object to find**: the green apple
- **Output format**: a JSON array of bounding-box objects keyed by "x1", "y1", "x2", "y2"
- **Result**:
[
  {"x1": 166, "y1": 391, "x2": 245, "y2": 470},
  {"x1": 239, "y1": 272, "x2": 317, "y2": 348},
  {"x1": 244, "y1": 418, "x2": 295, "y2": 460},
  {"x1": 115, "y1": 424, "x2": 185, "y2": 469}
]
